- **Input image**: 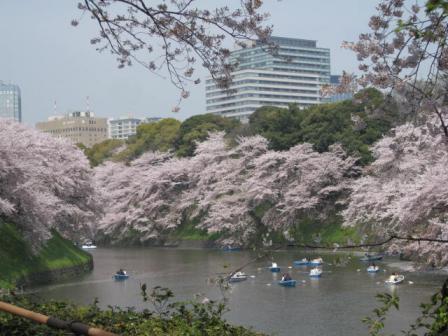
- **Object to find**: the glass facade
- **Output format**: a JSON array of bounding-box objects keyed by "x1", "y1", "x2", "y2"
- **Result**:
[
  {"x1": 0, "y1": 82, "x2": 21, "y2": 122},
  {"x1": 327, "y1": 75, "x2": 354, "y2": 102},
  {"x1": 205, "y1": 36, "x2": 331, "y2": 121}
]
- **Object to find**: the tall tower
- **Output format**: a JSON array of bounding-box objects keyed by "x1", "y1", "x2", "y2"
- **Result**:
[
  {"x1": 205, "y1": 36, "x2": 331, "y2": 122},
  {"x1": 0, "y1": 81, "x2": 22, "y2": 122}
]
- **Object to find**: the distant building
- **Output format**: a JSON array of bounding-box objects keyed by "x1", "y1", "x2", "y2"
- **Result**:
[
  {"x1": 142, "y1": 117, "x2": 162, "y2": 124},
  {"x1": 0, "y1": 81, "x2": 21, "y2": 122},
  {"x1": 205, "y1": 36, "x2": 331, "y2": 122},
  {"x1": 108, "y1": 117, "x2": 141, "y2": 140},
  {"x1": 108, "y1": 116, "x2": 163, "y2": 140},
  {"x1": 36, "y1": 111, "x2": 108, "y2": 147},
  {"x1": 327, "y1": 75, "x2": 353, "y2": 102}
]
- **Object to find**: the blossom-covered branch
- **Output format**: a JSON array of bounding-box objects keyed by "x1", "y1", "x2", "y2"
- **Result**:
[
  {"x1": 75, "y1": 0, "x2": 272, "y2": 108},
  {"x1": 340, "y1": 0, "x2": 448, "y2": 136}
]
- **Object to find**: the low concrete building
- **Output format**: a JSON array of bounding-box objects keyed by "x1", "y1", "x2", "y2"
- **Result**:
[
  {"x1": 108, "y1": 117, "x2": 141, "y2": 140},
  {"x1": 36, "y1": 111, "x2": 108, "y2": 147},
  {"x1": 108, "y1": 116, "x2": 163, "y2": 140}
]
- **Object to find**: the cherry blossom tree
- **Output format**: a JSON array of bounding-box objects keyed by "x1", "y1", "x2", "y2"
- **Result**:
[
  {"x1": 95, "y1": 132, "x2": 356, "y2": 247},
  {"x1": 75, "y1": 0, "x2": 272, "y2": 108},
  {"x1": 343, "y1": 117, "x2": 448, "y2": 266},
  {"x1": 0, "y1": 119, "x2": 98, "y2": 249},
  {"x1": 94, "y1": 151, "x2": 194, "y2": 244}
]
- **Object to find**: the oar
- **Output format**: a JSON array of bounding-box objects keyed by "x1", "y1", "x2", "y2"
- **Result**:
[{"x1": 0, "y1": 301, "x2": 117, "y2": 336}]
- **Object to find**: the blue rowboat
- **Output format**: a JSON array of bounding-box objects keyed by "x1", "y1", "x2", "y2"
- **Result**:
[
  {"x1": 113, "y1": 273, "x2": 129, "y2": 280},
  {"x1": 222, "y1": 246, "x2": 241, "y2": 252},
  {"x1": 360, "y1": 254, "x2": 383, "y2": 262},
  {"x1": 278, "y1": 280, "x2": 296, "y2": 287},
  {"x1": 367, "y1": 266, "x2": 380, "y2": 273},
  {"x1": 309, "y1": 258, "x2": 323, "y2": 266},
  {"x1": 270, "y1": 267, "x2": 281, "y2": 273},
  {"x1": 293, "y1": 259, "x2": 310, "y2": 266}
]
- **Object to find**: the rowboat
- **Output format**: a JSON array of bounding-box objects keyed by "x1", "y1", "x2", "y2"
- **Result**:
[
  {"x1": 360, "y1": 254, "x2": 383, "y2": 262},
  {"x1": 270, "y1": 263, "x2": 280, "y2": 273},
  {"x1": 293, "y1": 258, "x2": 310, "y2": 266},
  {"x1": 113, "y1": 273, "x2": 129, "y2": 280},
  {"x1": 229, "y1": 272, "x2": 248, "y2": 283},
  {"x1": 278, "y1": 279, "x2": 296, "y2": 287},
  {"x1": 385, "y1": 274, "x2": 405, "y2": 285},
  {"x1": 309, "y1": 268, "x2": 322, "y2": 278},
  {"x1": 81, "y1": 242, "x2": 96, "y2": 249},
  {"x1": 309, "y1": 258, "x2": 323, "y2": 266},
  {"x1": 222, "y1": 246, "x2": 241, "y2": 252},
  {"x1": 113, "y1": 270, "x2": 129, "y2": 280}
]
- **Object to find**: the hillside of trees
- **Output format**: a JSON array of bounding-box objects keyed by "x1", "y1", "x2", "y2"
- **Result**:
[
  {"x1": 1, "y1": 87, "x2": 447, "y2": 268},
  {"x1": 80, "y1": 89, "x2": 446, "y2": 266},
  {"x1": 84, "y1": 88, "x2": 398, "y2": 166}
]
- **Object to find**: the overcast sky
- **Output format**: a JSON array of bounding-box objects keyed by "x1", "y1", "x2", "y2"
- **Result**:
[{"x1": 0, "y1": 1, "x2": 377, "y2": 126}]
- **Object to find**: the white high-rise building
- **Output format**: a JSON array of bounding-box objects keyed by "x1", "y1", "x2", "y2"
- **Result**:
[{"x1": 205, "y1": 36, "x2": 331, "y2": 122}]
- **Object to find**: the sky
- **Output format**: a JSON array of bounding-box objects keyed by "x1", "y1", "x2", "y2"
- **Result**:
[{"x1": 0, "y1": 1, "x2": 378, "y2": 126}]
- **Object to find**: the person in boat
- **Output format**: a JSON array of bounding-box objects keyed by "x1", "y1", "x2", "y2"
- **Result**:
[
  {"x1": 281, "y1": 273, "x2": 292, "y2": 281},
  {"x1": 272, "y1": 262, "x2": 278, "y2": 268},
  {"x1": 117, "y1": 269, "x2": 126, "y2": 275},
  {"x1": 390, "y1": 272, "x2": 398, "y2": 281}
]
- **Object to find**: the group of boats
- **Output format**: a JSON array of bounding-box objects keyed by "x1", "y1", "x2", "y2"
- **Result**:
[
  {"x1": 107, "y1": 251, "x2": 405, "y2": 285},
  {"x1": 274, "y1": 259, "x2": 323, "y2": 287},
  {"x1": 228, "y1": 253, "x2": 406, "y2": 287}
]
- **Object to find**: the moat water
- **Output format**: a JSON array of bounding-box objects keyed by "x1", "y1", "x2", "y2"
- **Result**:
[{"x1": 34, "y1": 248, "x2": 446, "y2": 336}]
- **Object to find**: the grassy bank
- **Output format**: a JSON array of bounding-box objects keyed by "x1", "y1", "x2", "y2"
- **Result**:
[{"x1": 0, "y1": 220, "x2": 92, "y2": 288}]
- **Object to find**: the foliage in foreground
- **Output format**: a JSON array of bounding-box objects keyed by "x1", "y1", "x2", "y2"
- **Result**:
[
  {"x1": 0, "y1": 288, "x2": 263, "y2": 336},
  {"x1": 363, "y1": 283, "x2": 448, "y2": 336}
]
